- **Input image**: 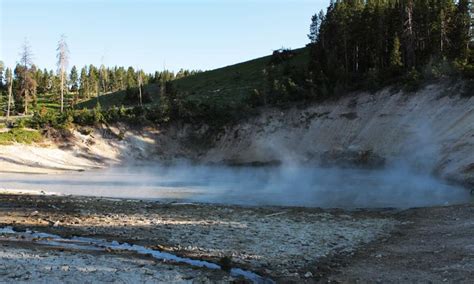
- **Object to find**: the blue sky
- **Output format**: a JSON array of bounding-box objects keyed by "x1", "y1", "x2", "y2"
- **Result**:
[{"x1": 1, "y1": 0, "x2": 326, "y2": 73}]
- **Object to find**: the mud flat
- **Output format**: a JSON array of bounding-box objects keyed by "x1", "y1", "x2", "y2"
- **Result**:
[{"x1": 0, "y1": 193, "x2": 398, "y2": 282}]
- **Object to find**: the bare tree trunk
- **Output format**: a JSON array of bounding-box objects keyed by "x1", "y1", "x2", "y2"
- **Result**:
[
  {"x1": 57, "y1": 35, "x2": 69, "y2": 112},
  {"x1": 60, "y1": 71, "x2": 64, "y2": 112},
  {"x1": 138, "y1": 71, "x2": 143, "y2": 107},
  {"x1": 404, "y1": 0, "x2": 416, "y2": 68},
  {"x1": 24, "y1": 89, "x2": 28, "y2": 115},
  {"x1": 7, "y1": 78, "x2": 12, "y2": 120}
]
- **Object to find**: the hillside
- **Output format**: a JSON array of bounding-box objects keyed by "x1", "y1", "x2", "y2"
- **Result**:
[{"x1": 77, "y1": 47, "x2": 310, "y2": 110}]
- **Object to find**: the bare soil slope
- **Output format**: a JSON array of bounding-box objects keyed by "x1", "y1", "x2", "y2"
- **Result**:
[{"x1": 154, "y1": 83, "x2": 474, "y2": 186}]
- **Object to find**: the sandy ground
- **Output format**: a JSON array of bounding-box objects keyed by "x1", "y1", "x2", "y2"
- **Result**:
[
  {"x1": 0, "y1": 193, "x2": 397, "y2": 282},
  {"x1": 0, "y1": 128, "x2": 121, "y2": 174}
]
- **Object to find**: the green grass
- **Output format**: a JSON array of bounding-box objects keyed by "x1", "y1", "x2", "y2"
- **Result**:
[
  {"x1": 78, "y1": 47, "x2": 310, "y2": 110},
  {"x1": 0, "y1": 128, "x2": 43, "y2": 145}
]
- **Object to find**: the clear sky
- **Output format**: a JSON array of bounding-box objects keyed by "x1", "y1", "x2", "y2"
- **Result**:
[{"x1": 1, "y1": 0, "x2": 326, "y2": 73}]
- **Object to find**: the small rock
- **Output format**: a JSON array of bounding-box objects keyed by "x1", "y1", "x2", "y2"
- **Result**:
[
  {"x1": 30, "y1": 211, "x2": 39, "y2": 216},
  {"x1": 305, "y1": 272, "x2": 313, "y2": 278}
]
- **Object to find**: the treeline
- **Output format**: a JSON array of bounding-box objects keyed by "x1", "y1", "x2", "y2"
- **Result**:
[
  {"x1": 0, "y1": 46, "x2": 201, "y2": 116},
  {"x1": 307, "y1": 0, "x2": 474, "y2": 95}
]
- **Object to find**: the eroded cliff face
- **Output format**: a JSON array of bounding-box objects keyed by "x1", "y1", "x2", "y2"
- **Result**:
[{"x1": 151, "y1": 83, "x2": 474, "y2": 186}]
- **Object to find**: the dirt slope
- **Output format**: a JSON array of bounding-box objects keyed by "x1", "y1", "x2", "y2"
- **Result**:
[{"x1": 154, "y1": 82, "x2": 474, "y2": 186}]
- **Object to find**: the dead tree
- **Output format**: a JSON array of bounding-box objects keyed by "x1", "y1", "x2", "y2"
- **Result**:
[
  {"x1": 19, "y1": 39, "x2": 34, "y2": 114},
  {"x1": 137, "y1": 69, "x2": 143, "y2": 107},
  {"x1": 56, "y1": 34, "x2": 69, "y2": 113},
  {"x1": 5, "y1": 68, "x2": 13, "y2": 119}
]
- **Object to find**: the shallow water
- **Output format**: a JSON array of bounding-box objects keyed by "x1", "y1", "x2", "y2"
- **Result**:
[{"x1": 0, "y1": 165, "x2": 470, "y2": 208}]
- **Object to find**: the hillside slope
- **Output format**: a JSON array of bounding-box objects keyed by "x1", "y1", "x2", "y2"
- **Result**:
[{"x1": 78, "y1": 47, "x2": 310, "y2": 109}]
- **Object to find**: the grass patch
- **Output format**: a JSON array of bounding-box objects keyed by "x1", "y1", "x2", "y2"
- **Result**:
[{"x1": 0, "y1": 128, "x2": 43, "y2": 145}]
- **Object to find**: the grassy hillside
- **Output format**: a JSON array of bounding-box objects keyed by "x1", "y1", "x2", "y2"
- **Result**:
[
  {"x1": 77, "y1": 47, "x2": 310, "y2": 110},
  {"x1": 77, "y1": 84, "x2": 161, "y2": 110}
]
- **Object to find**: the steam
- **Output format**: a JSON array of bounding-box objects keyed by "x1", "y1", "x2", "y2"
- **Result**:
[{"x1": 0, "y1": 163, "x2": 469, "y2": 208}]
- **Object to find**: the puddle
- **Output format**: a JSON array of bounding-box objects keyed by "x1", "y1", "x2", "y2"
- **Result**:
[{"x1": 0, "y1": 226, "x2": 274, "y2": 283}]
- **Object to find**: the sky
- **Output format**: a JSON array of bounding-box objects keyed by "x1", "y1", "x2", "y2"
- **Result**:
[{"x1": 0, "y1": 0, "x2": 326, "y2": 73}]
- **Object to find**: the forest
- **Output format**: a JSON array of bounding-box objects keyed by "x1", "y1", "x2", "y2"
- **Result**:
[{"x1": 307, "y1": 0, "x2": 474, "y2": 96}]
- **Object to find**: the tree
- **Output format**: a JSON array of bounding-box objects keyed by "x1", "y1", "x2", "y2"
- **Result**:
[
  {"x1": 0, "y1": 61, "x2": 4, "y2": 90},
  {"x1": 115, "y1": 67, "x2": 126, "y2": 90},
  {"x1": 5, "y1": 67, "x2": 13, "y2": 119},
  {"x1": 79, "y1": 66, "x2": 89, "y2": 99},
  {"x1": 88, "y1": 64, "x2": 99, "y2": 97},
  {"x1": 308, "y1": 10, "x2": 324, "y2": 43},
  {"x1": 69, "y1": 65, "x2": 79, "y2": 92},
  {"x1": 18, "y1": 39, "x2": 36, "y2": 114},
  {"x1": 450, "y1": 0, "x2": 471, "y2": 62},
  {"x1": 99, "y1": 64, "x2": 108, "y2": 96},
  {"x1": 137, "y1": 69, "x2": 144, "y2": 107},
  {"x1": 56, "y1": 34, "x2": 69, "y2": 112},
  {"x1": 126, "y1": 66, "x2": 136, "y2": 89}
]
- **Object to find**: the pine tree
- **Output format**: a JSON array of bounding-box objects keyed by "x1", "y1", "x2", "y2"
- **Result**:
[
  {"x1": 69, "y1": 65, "x2": 79, "y2": 92},
  {"x1": 126, "y1": 67, "x2": 136, "y2": 89},
  {"x1": 0, "y1": 61, "x2": 4, "y2": 90},
  {"x1": 79, "y1": 66, "x2": 89, "y2": 99}
]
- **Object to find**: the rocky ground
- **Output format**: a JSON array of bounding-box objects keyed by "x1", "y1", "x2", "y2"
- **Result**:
[
  {"x1": 1, "y1": 193, "x2": 472, "y2": 283},
  {"x1": 0, "y1": 193, "x2": 398, "y2": 282},
  {"x1": 0, "y1": 241, "x2": 233, "y2": 283},
  {"x1": 321, "y1": 204, "x2": 474, "y2": 283}
]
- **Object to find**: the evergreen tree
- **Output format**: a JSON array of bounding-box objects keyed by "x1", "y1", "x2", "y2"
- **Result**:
[
  {"x1": 126, "y1": 66, "x2": 136, "y2": 89},
  {"x1": 0, "y1": 61, "x2": 4, "y2": 90},
  {"x1": 79, "y1": 66, "x2": 89, "y2": 99},
  {"x1": 88, "y1": 64, "x2": 99, "y2": 97},
  {"x1": 69, "y1": 65, "x2": 79, "y2": 92}
]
